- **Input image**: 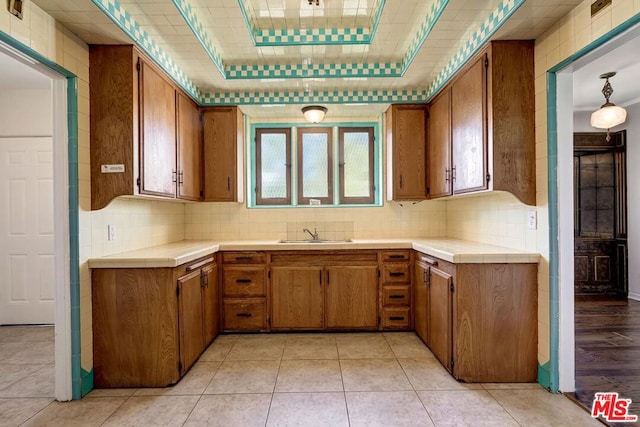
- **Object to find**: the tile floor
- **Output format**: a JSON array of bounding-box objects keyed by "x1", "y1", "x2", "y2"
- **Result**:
[{"x1": 0, "y1": 328, "x2": 603, "y2": 426}]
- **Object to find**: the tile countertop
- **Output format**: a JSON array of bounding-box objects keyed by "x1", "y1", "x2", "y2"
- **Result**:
[{"x1": 88, "y1": 238, "x2": 539, "y2": 269}]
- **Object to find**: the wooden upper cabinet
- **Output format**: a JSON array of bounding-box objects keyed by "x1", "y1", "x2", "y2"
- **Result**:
[
  {"x1": 451, "y1": 55, "x2": 487, "y2": 194},
  {"x1": 176, "y1": 93, "x2": 203, "y2": 201},
  {"x1": 139, "y1": 59, "x2": 177, "y2": 198},
  {"x1": 426, "y1": 41, "x2": 535, "y2": 205},
  {"x1": 386, "y1": 104, "x2": 427, "y2": 200},
  {"x1": 427, "y1": 89, "x2": 452, "y2": 198},
  {"x1": 89, "y1": 45, "x2": 204, "y2": 209},
  {"x1": 202, "y1": 106, "x2": 244, "y2": 202}
]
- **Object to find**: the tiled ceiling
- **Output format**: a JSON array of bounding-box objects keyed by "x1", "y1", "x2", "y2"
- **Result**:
[{"x1": 33, "y1": 0, "x2": 585, "y2": 120}]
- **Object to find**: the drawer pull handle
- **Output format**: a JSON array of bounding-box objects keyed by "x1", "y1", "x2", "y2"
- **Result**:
[
  {"x1": 420, "y1": 256, "x2": 438, "y2": 266},
  {"x1": 389, "y1": 272, "x2": 405, "y2": 277},
  {"x1": 389, "y1": 316, "x2": 405, "y2": 321},
  {"x1": 388, "y1": 254, "x2": 405, "y2": 259},
  {"x1": 236, "y1": 256, "x2": 253, "y2": 261},
  {"x1": 185, "y1": 257, "x2": 215, "y2": 272},
  {"x1": 236, "y1": 312, "x2": 252, "y2": 317},
  {"x1": 236, "y1": 279, "x2": 252, "y2": 284},
  {"x1": 389, "y1": 295, "x2": 405, "y2": 299}
]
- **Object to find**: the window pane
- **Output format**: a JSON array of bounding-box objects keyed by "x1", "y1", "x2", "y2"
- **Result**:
[
  {"x1": 343, "y1": 132, "x2": 370, "y2": 197},
  {"x1": 302, "y1": 133, "x2": 329, "y2": 198},
  {"x1": 260, "y1": 133, "x2": 287, "y2": 199}
]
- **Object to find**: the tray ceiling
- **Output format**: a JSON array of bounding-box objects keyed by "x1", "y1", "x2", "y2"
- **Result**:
[{"x1": 33, "y1": 0, "x2": 585, "y2": 119}]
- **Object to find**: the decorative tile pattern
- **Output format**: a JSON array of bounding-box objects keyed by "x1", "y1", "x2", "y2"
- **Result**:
[
  {"x1": 225, "y1": 62, "x2": 402, "y2": 79},
  {"x1": 425, "y1": 0, "x2": 526, "y2": 100},
  {"x1": 401, "y1": 0, "x2": 450, "y2": 72},
  {"x1": 200, "y1": 89, "x2": 426, "y2": 105}
]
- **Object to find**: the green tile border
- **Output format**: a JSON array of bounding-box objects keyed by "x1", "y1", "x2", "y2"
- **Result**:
[
  {"x1": 544, "y1": 13, "x2": 640, "y2": 393},
  {"x1": 0, "y1": 31, "x2": 83, "y2": 399},
  {"x1": 200, "y1": 89, "x2": 426, "y2": 105}
]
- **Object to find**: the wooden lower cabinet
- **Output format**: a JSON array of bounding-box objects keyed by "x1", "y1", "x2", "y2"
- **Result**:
[
  {"x1": 413, "y1": 251, "x2": 537, "y2": 383},
  {"x1": 271, "y1": 266, "x2": 323, "y2": 329},
  {"x1": 91, "y1": 254, "x2": 218, "y2": 388},
  {"x1": 221, "y1": 252, "x2": 268, "y2": 331},
  {"x1": 326, "y1": 265, "x2": 378, "y2": 329},
  {"x1": 223, "y1": 299, "x2": 267, "y2": 331},
  {"x1": 202, "y1": 262, "x2": 219, "y2": 345}
]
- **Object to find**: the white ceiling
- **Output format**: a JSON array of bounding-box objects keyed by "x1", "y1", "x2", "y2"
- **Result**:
[{"x1": 0, "y1": 45, "x2": 52, "y2": 90}]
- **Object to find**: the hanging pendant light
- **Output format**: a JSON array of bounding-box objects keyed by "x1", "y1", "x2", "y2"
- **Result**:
[
  {"x1": 590, "y1": 71, "x2": 627, "y2": 141},
  {"x1": 302, "y1": 105, "x2": 327, "y2": 123}
]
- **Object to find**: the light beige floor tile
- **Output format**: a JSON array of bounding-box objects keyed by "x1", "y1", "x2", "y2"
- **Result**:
[
  {"x1": 0, "y1": 397, "x2": 52, "y2": 426},
  {"x1": 267, "y1": 392, "x2": 349, "y2": 427},
  {"x1": 0, "y1": 364, "x2": 47, "y2": 390},
  {"x1": 340, "y1": 359, "x2": 412, "y2": 391},
  {"x1": 488, "y1": 389, "x2": 603, "y2": 426},
  {"x1": 283, "y1": 336, "x2": 338, "y2": 360},
  {"x1": 275, "y1": 360, "x2": 343, "y2": 392},
  {"x1": 0, "y1": 342, "x2": 54, "y2": 364},
  {"x1": 225, "y1": 336, "x2": 285, "y2": 361},
  {"x1": 134, "y1": 361, "x2": 221, "y2": 396},
  {"x1": 0, "y1": 326, "x2": 54, "y2": 342},
  {"x1": 184, "y1": 393, "x2": 272, "y2": 427},
  {"x1": 0, "y1": 364, "x2": 55, "y2": 398},
  {"x1": 336, "y1": 336, "x2": 395, "y2": 359},
  {"x1": 102, "y1": 395, "x2": 199, "y2": 427},
  {"x1": 481, "y1": 382, "x2": 544, "y2": 390},
  {"x1": 399, "y1": 358, "x2": 483, "y2": 391},
  {"x1": 199, "y1": 335, "x2": 239, "y2": 361},
  {"x1": 346, "y1": 391, "x2": 434, "y2": 427},
  {"x1": 21, "y1": 396, "x2": 126, "y2": 427},
  {"x1": 418, "y1": 390, "x2": 519, "y2": 426},
  {"x1": 205, "y1": 360, "x2": 280, "y2": 394},
  {"x1": 383, "y1": 333, "x2": 435, "y2": 359},
  {"x1": 86, "y1": 388, "x2": 138, "y2": 397}
]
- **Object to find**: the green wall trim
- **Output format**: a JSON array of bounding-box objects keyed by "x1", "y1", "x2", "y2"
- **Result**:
[
  {"x1": 544, "y1": 13, "x2": 640, "y2": 394},
  {"x1": 538, "y1": 362, "x2": 552, "y2": 391},
  {"x1": 81, "y1": 368, "x2": 94, "y2": 397}
]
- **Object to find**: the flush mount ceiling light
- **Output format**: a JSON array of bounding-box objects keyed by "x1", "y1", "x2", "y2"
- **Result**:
[
  {"x1": 302, "y1": 105, "x2": 328, "y2": 123},
  {"x1": 307, "y1": 0, "x2": 320, "y2": 5},
  {"x1": 590, "y1": 71, "x2": 627, "y2": 141}
]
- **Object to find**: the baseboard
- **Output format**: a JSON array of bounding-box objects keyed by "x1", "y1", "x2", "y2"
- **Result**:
[{"x1": 628, "y1": 292, "x2": 640, "y2": 301}]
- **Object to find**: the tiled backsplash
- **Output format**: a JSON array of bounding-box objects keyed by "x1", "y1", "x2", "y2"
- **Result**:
[{"x1": 185, "y1": 200, "x2": 447, "y2": 241}]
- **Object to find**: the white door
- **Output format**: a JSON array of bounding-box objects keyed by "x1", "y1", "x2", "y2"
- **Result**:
[{"x1": 0, "y1": 137, "x2": 55, "y2": 324}]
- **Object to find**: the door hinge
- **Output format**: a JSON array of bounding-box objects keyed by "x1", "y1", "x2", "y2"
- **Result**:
[
  {"x1": 484, "y1": 56, "x2": 489, "y2": 68},
  {"x1": 268, "y1": 270, "x2": 271, "y2": 279},
  {"x1": 136, "y1": 59, "x2": 141, "y2": 72},
  {"x1": 178, "y1": 361, "x2": 183, "y2": 373},
  {"x1": 268, "y1": 317, "x2": 271, "y2": 326},
  {"x1": 377, "y1": 269, "x2": 381, "y2": 278},
  {"x1": 426, "y1": 186, "x2": 430, "y2": 195},
  {"x1": 176, "y1": 286, "x2": 180, "y2": 297},
  {"x1": 486, "y1": 173, "x2": 491, "y2": 183},
  {"x1": 450, "y1": 282, "x2": 454, "y2": 292},
  {"x1": 200, "y1": 190, "x2": 204, "y2": 197},
  {"x1": 450, "y1": 357, "x2": 454, "y2": 370},
  {"x1": 136, "y1": 177, "x2": 141, "y2": 188},
  {"x1": 378, "y1": 316, "x2": 381, "y2": 326},
  {"x1": 427, "y1": 270, "x2": 431, "y2": 287}
]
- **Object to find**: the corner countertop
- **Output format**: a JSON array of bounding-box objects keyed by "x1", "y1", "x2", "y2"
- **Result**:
[{"x1": 88, "y1": 238, "x2": 539, "y2": 269}]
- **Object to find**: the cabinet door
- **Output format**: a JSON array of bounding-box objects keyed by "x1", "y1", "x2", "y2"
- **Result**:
[
  {"x1": 413, "y1": 261, "x2": 429, "y2": 343},
  {"x1": 271, "y1": 266, "x2": 324, "y2": 329},
  {"x1": 325, "y1": 266, "x2": 378, "y2": 328},
  {"x1": 139, "y1": 59, "x2": 177, "y2": 197},
  {"x1": 203, "y1": 107, "x2": 240, "y2": 201},
  {"x1": 427, "y1": 89, "x2": 452, "y2": 198},
  {"x1": 451, "y1": 55, "x2": 487, "y2": 194},
  {"x1": 389, "y1": 105, "x2": 427, "y2": 200},
  {"x1": 176, "y1": 92, "x2": 202, "y2": 201},
  {"x1": 202, "y1": 262, "x2": 219, "y2": 346},
  {"x1": 177, "y1": 270, "x2": 204, "y2": 374},
  {"x1": 429, "y1": 267, "x2": 452, "y2": 372}
]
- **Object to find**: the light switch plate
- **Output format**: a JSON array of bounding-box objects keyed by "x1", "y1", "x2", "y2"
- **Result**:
[
  {"x1": 108, "y1": 224, "x2": 116, "y2": 241},
  {"x1": 527, "y1": 209, "x2": 537, "y2": 230}
]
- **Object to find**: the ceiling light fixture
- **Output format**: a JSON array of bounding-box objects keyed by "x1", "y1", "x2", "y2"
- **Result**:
[
  {"x1": 307, "y1": 0, "x2": 320, "y2": 5},
  {"x1": 590, "y1": 71, "x2": 627, "y2": 141},
  {"x1": 302, "y1": 105, "x2": 327, "y2": 123}
]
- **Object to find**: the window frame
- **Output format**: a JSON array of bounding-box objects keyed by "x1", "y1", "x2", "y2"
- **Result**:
[
  {"x1": 297, "y1": 127, "x2": 334, "y2": 205},
  {"x1": 338, "y1": 127, "x2": 375, "y2": 205},
  {"x1": 255, "y1": 128, "x2": 292, "y2": 206}
]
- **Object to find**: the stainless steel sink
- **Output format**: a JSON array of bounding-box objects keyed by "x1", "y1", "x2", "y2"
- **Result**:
[{"x1": 278, "y1": 239, "x2": 352, "y2": 244}]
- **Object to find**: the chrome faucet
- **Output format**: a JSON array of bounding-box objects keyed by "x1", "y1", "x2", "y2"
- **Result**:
[{"x1": 303, "y1": 227, "x2": 319, "y2": 240}]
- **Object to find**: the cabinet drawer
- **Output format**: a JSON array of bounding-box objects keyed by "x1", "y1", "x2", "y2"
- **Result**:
[
  {"x1": 223, "y1": 266, "x2": 266, "y2": 297},
  {"x1": 382, "y1": 285, "x2": 410, "y2": 306},
  {"x1": 381, "y1": 307, "x2": 411, "y2": 329},
  {"x1": 381, "y1": 250, "x2": 411, "y2": 263},
  {"x1": 223, "y1": 299, "x2": 266, "y2": 331},
  {"x1": 382, "y1": 264, "x2": 410, "y2": 283},
  {"x1": 222, "y1": 251, "x2": 267, "y2": 264}
]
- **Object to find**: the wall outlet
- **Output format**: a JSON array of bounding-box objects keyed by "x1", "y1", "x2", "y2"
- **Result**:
[
  {"x1": 108, "y1": 224, "x2": 116, "y2": 241},
  {"x1": 527, "y1": 210, "x2": 537, "y2": 230}
]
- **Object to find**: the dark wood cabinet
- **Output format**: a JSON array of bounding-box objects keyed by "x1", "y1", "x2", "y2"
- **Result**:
[
  {"x1": 413, "y1": 260, "x2": 429, "y2": 343},
  {"x1": 385, "y1": 104, "x2": 428, "y2": 200},
  {"x1": 176, "y1": 92, "x2": 203, "y2": 201},
  {"x1": 380, "y1": 250, "x2": 411, "y2": 330},
  {"x1": 91, "y1": 254, "x2": 218, "y2": 387},
  {"x1": 271, "y1": 266, "x2": 324, "y2": 329},
  {"x1": 325, "y1": 265, "x2": 378, "y2": 329},
  {"x1": 202, "y1": 262, "x2": 219, "y2": 345},
  {"x1": 426, "y1": 41, "x2": 535, "y2": 205},
  {"x1": 221, "y1": 252, "x2": 268, "y2": 331},
  {"x1": 203, "y1": 106, "x2": 244, "y2": 202},
  {"x1": 428, "y1": 266, "x2": 452, "y2": 371}
]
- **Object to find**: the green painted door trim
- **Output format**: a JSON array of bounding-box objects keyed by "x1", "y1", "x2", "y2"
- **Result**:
[
  {"x1": 544, "y1": 13, "x2": 640, "y2": 393},
  {"x1": 0, "y1": 30, "x2": 83, "y2": 399}
]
